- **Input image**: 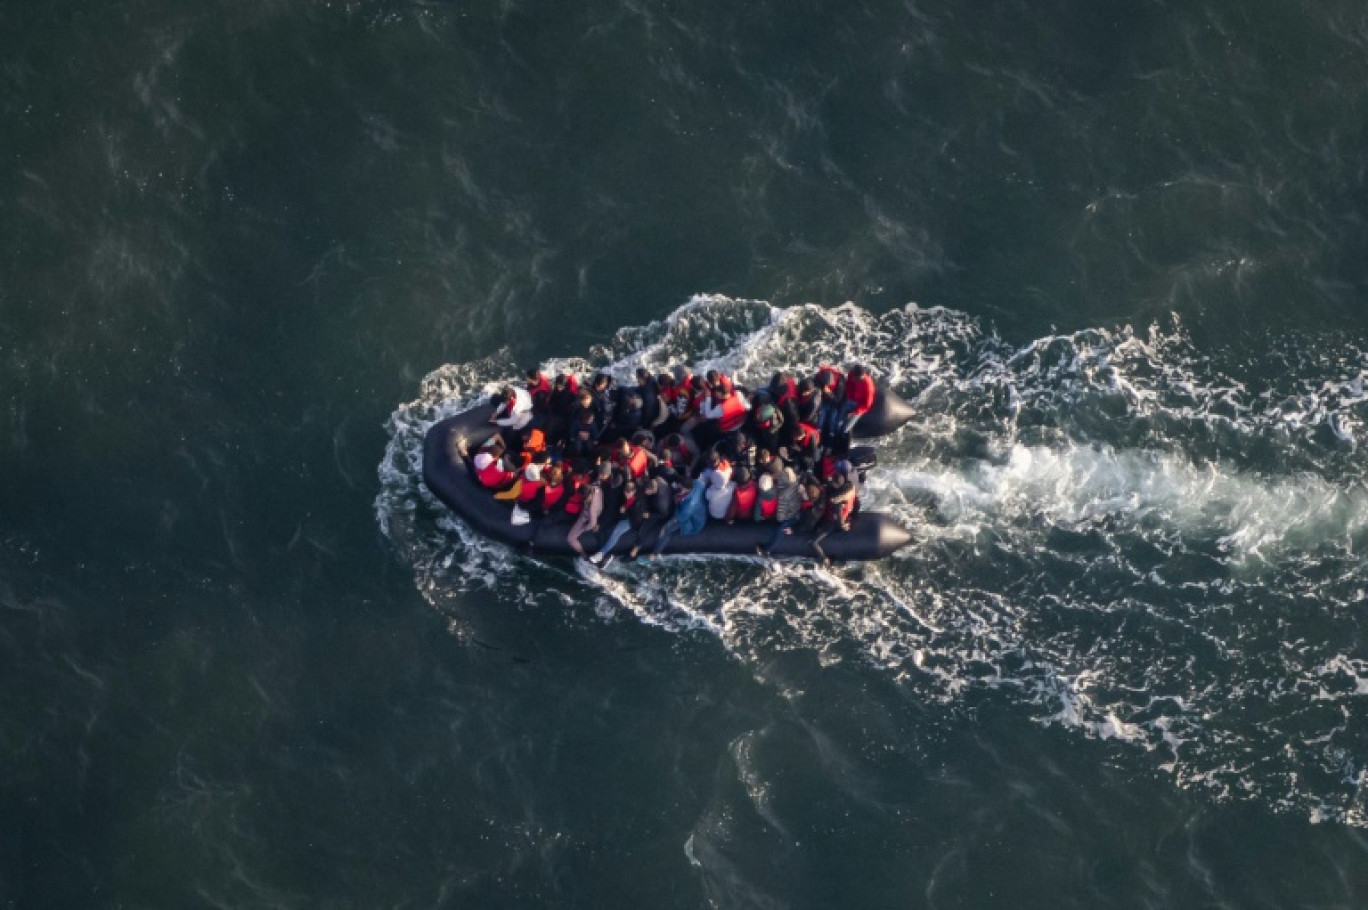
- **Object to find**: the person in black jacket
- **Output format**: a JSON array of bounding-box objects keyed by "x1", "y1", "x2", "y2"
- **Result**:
[{"x1": 628, "y1": 474, "x2": 674, "y2": 560}]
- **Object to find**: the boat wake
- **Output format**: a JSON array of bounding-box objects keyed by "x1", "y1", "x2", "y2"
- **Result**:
[{"x1": 377, "y1": 294, "x2": 1368, "y2": 827}]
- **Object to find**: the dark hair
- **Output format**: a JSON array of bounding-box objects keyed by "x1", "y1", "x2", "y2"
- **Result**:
[
  {"x1": 526, "y1": 367, "x2": 541, "y2": 380},
  {"x1": 797, "y1": 378, "x2": 813, "y2": 394},
  {"x1": 734, "y1": 466, "x2": 751, "y2": 484},
  {"x1": 849, "y1": 364, "x2": 866, "y2": 379}
]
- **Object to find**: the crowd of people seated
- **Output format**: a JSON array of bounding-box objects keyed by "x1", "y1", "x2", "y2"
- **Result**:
[{"x1": 452, "y1": 362, "x2": 881, "y2": 566}]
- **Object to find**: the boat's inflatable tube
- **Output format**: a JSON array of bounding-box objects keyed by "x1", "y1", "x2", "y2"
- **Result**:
[
  {"x1": 851, "y1": 386, "x2": 916, "y2": 439},
  {"x1": 421, "y1": 387, "x2": 915, "y2": 561}
]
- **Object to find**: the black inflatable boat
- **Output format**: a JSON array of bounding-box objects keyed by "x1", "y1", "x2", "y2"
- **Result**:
[{"x1": 421, "y1": 388, "x2": 916, "y2": 561}]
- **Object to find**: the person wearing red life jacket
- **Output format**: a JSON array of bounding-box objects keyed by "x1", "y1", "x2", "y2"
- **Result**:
[
  {"x1": 678, "y1": 375, "x2": 709, "y2": 434},
  {"x1": 784, "y1": 418, "x2": 821, "y2": 474},
  {"x1": 699, "y1": 386, "x2": 749, "y2": 453},
  {"x1": 838, "y1": 364, "x2": 877, "y2": 437},
  {"x1": 529, "y1": 465, "x2": 567, "y2": 519},
  {"x1": 515, "y1": 455, "x2": 547, "y2": 506},
  {"x1": 525, "y1": 368, "x2": 552, "y2": 414},
  {"x1": 705, "y1": 369, "x2": 735, "y2": 398},
  {"x1": 810, "y1": 472, "x2": 858, "y2": 565},
  {"x1": 471, "y1": 438, "x2": 517, "y2": 490},
  {"x1": 725, "y1": 467, "x2": 759, "y2": 524},
  {"x1": 612, "y1": 437, "x2": 654, "y2": 479},
  {"x1": 562, "y1": 470, "x2": 587, "y2": 516}
]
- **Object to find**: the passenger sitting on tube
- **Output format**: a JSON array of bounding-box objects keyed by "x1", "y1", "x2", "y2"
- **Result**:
[
  {"x1": 811, "y1": 472, "x2": 858, "y2": 566},
  {"x1": 612, "y1": 436, "x2": 654, "y2": 479},
  {"x1": 589, "y1": 478, "x2": 638, "y2": 566},
  {"x1": 472, "y1": 438, "x2": 517, "y2": 490},
  {"x1": 698, "y1": 384, "x2": 748, "y2": 453},
  {"x1": 567, "y1": 464, "x2": 611, "y2": 556},
  {"x1": 752, "y1": 473, "x2": 779, "y2": 523},
  {"x1": 725, "y1": 466, "x2": 758, "y2": 525},
  {"x1": 702, "y1": 450, "x2": 735, "y2": 521},
  {"x1": 490, "y1": 385, "x2": 534, "y2": 431},
  {"x1": 525, "y1": 368, "x2": 551, "y2": 414},
  {"x1": 840, "y1": 364, "x2": 877, "y2": 437},
  {"x1": 705, "y1": 369, "x2": 735, "y2": 398},
  {"x1": 752, "y1": 401, "x2": 785, "y2": 453},
  {"x1": 529, "y1": 464, "x2": 567, "y2": 519},
  {"x1": 657, "y1": 432, "x2": 698, "y2": 477}
]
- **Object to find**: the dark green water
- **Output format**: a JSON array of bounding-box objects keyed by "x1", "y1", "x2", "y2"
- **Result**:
[{"x1": 5, "y1": 1, "x2": 1368, "y2": 906}]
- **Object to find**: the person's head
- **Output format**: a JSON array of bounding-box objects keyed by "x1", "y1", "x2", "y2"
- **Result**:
[
  {"x1": 689, "y1": 375, "x2": 706, "y2": 392},
  {"x1": 757, "y1": 404, "x2": 777, "y2": 425},
  {"x1": 553, "y1": 373, "x2": 570, "y2": 389},
  {"x1": 664, "y1": 433, "x2": 683, "y2": 450},
  {"x1": 545, "y1": 466, "x2": 563, "y2": 486},
  {"x1": 526, "y1": 367, "x2": 542, "y2": 382},
  {"x1": 593, "y1": 373, "x2": 611, "y2": 392},
  {"x1": 595, "y1": 462, "x2": 614, "y2": 483},
  {"x1": 623, "y1": 479, "x2": 638, "y2": 498},
  {"x1": 816, "y1": 369, "x2": 833, "y2": 389},
  {"x1": 577, "y1": 389, "x2": 593, "y2": 406},
  {"x1": 501, "y1": 386, "x2": 517, "y2": 403},
  {"x1": 705, "y1": 369, "x2": 721, "y2": 385},
  {"x1": 758, "y1": 474, "x2": 774, "y2": 493},
  {"x1": 671, "y1": 364, "x2": 690, "y2": 384},
  {"x1": 657, "y1": 371, "x2": 674, "y2": 389},
  {"x1": 757, "y1": 448, "x2": 773, "y2": 467},
  {"x1": 635, "y1": 367, "x2": 650, "y2": 384},
  {"x1": 707, "y1": 449, "x2": 722, "y2": 468},
  {"x1": 734, "y1": 466, "x2": 752, "y2": 485},
  {"x1": 849, "y1": 364, "x2": 866, "y2": 380},
  {"x1": 797, "y1": 378, "x2": 814, "y2": 395}
]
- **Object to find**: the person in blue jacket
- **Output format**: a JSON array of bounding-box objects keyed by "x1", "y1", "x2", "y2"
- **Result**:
[{"x1": 644, "y1": 476, "x2": 707, "y2": 560}]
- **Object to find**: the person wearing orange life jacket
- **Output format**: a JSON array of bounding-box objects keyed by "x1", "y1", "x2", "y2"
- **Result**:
[
  {"x1": 696, "y1": 386, "x2": 749, "y2": 454},
  {"x1": 725, "y1": 466, "x2": 759, "y2": 524},
  {"x1": 528, "y1": 464, "x2": 567, "y2": 520}
]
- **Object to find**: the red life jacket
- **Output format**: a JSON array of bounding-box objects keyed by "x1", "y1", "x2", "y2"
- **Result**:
[
  {"x1": 540, "y1": 482, "x2": 566, "y2": 509},
  {"x1": 794, "y1": 422, "x2": 820, "y2": 449},
  {"x1": 477, "y1": 458, "x2": 512, "y2": 488},
  {"x1": 774, "y1": 376, "x2": 797, "y2": 407},
  {"x1": 516, "y1": 470, "x2": 544, "y2": 503},
  {"x1": 757, "y1": 494, "x2": 778, "y2": 520},
  {"x1": 732, "y1": 482, "x2": 758, "y2": 518},
  {"x1": 527, "y1": 374, "x2": 551, "y2": 412},
  {"x1": 564, "y1": 477, "x2": 586, "y2": 514},
  {"x1": 718, "y1": 393, "x2": 748, "y2": 433},
  {"x1": 827, "y1": 492, "x2": 856, "y2": 524},
  {"x1": 819, "y1": 455, "x2": 838, "y2": 481},
  {"x1": 710, "y1": 372, "x2": 735, "y2": 397},
  {"x1": 616, "y1": 445, "x2": 649, "y2": 478}
]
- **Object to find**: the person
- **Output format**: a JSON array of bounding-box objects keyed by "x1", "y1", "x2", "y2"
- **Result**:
[
  {"x1": 752, "y1": 401, "x2": 785, "y2": 453},
  {"x1": 840, "y1": 364, "x2": 877, "y2": 437},
  {"x1": 705, "y1": 369, "x2": 735, "y2": 398},
  {"x1": 528, "y1": 464, "x2": 567, "y2": 519},
  {"x1": 725, "y1": 466, "x2": 758, "y2": 524},
  {"x1": 545, "y1": 373, "x2": 580, "y2": 445},
  {"x1": 490, "y1": 385, "x2": 534, "y2": 431},
  {"x1": 589, "y1": 478, "x2": 639, "y2": 566},
  {"x1": 814, "y1": 366, "x2": 846, "y2": 442},
  {"x1": 784, "y1": 416, "x2": 821, "y2": 474},
  {"x1": 700, "y1": 450, "x2": 734, "y2": 521},
  {"x1": 649, "y1": 475, "x2": 707, "y2": 558},
  {"x1": 525, "y1": 368, "x2": 552, "y2": 414},
  {"x1": 756, "y1": 466, "x2": 803, "y2": 555},
  {"x1": 810, "y1": 473, "x2": 857, "y2": 565},
  {"x1": 589, "y1": 373, "x2": 616, "y2": 434},
  {"x1": 611, "y1": 392, "x2": 645, "y2": 441},
  {"x1": 635, "y1": 368, "x2": 667, "y2": 431},
  {"x1": 472, "y1": 438, "x2": 517, "y2": 490},
  {"x1": 794, "y1": 478, "x2": 828, "y2": 537},
  {"x1": 513, "y1": 455, "x2": 547, "y2": 508},
  {"x1": 567, "y1": 466, "x2": 608, "y2": 556},
  {"x1": 699, "y1": 384, "x2": 749, "y2": 452},
  {"x1": 612, "y1": 436, "x2": 654, "y2": 479},
  {"x1": 752, "y1": 472, "x2": 779, "y2": 522},
  {"x1": 794, "y1": 377, "x2": 823, "y2": 429},
  {"x1": 628, "y1": 474, "x2": 674, "y2": 560},
  {"x1": 657, "y1": 433, "x2": 698, "y2": 477}
]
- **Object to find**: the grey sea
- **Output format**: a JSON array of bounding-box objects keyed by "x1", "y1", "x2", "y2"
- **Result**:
[{"x1": 5, "y1": 1, "x2": 1368, "y2": 907}]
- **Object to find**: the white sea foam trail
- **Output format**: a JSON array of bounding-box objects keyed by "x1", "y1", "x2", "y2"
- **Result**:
[{"x1": 377, "y1": 294, "x2": 1368, "y2": 827}]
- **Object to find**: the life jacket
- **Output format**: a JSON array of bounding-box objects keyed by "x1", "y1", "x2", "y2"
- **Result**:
[
  {"x1": 717, "y1": 393, "x2": 748, "y2": 433},
  {"x1": 757, "y1": 493, "x2": 779, "y2": 520},
  {"x1": 732, "y1": 482, "x2": 758, "y2": 518},
  {"x1": 540, "y1": 481, "x2": 566, "y2": 510},
  {"x1": 621, "y1": 445, "x2": 649, "y2": 478},
  {"x1": 794, "y1": 422, "x2": 820, "y2": 449},
  {"x1": 477, "y1": 457, "x2": 512, "y2": 489},
  {"x1": 827, "y1": 490, "x2": 857, "y2": 524},
  {"x1": 710, "y1": 372, "x2": 735, "y2": 397},
  {"x1": 523, "y1": 428, "x2": 546, "y2": 454},
  {"x1": 819, "y1": 454, "x2": 838, "y2": 481},
  {"x1": 772, "y1": 375, "x2": 798, "y2": 407},
  {"x1": 816, "y1": 364, "x2": 845, "y2": 400},
  {"x1": 516, "y1": 466, "x2": 545, "y2": 503},
  {"x1": 527, "y1": 374, "x2": 551, "y2": 412},
  {"x1": 563, "y1": 476, "x2": 586, "y2": 514}
]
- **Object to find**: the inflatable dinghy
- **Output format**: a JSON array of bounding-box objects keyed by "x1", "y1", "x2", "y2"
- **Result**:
[{"x1": 422, "y1": 387, "x2": 916, "y2": 561}]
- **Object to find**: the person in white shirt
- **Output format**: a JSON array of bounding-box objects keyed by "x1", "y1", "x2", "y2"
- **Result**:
[{"x1": 489, "y1": 385, "x2": 534, "y2": 431}]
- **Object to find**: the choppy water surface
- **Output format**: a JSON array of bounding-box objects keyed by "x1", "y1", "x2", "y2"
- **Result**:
[{"x1": 8, "y1": 0, "x2": 1368, "y2": 905}]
